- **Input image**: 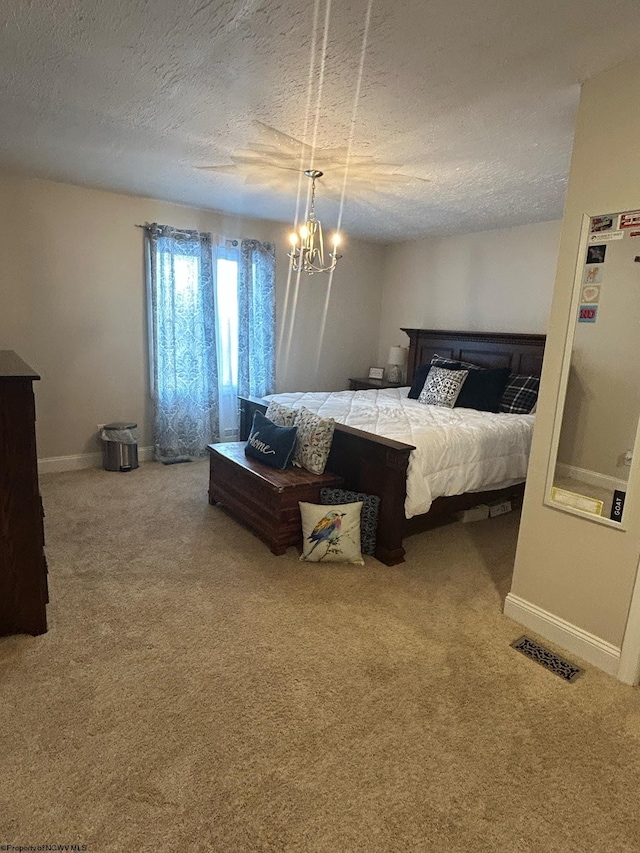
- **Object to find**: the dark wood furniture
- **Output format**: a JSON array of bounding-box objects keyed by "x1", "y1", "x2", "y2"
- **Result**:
[
  {"x1": 0, "y1": 351, "x2": 48, "y2": 636},
  {"x1": 349, "y1": 378, "x2": 404, "y2": 391},
  {"x1": 208, "y1": 442, "x2": 343, "y2": 555},
  {"x1": 240, "y1": 329, "x2": 546, "y2": 566}
]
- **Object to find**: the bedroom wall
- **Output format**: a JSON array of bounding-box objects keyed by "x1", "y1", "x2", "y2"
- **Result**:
[
  {"x1": 0, "y1": 173, "x2": 384, "y2": 461},
  {"x1": 511, "y1": 57, "x2": 640, "y2": 671},
  {"x1": 376, "y1": 219, "x2": 561, "y2": 365}
]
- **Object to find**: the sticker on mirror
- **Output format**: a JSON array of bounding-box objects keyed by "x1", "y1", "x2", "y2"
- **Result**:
[
  {"x1": 581, "y1": 285, "x2": 600, "y2": 304},
  {"x1": 588, "y1": 231, "x2": 624, "y2": 243},
  {"x1": 589, "y1": 231, "x2": 624, "y2": 243},
  {"x1": 619, "y1": 211, "x2": 640, "y2": 229},
  {"x1": 578, "y1": 304, "x2": 598, "y2": 323},
  {"x1": 551, "y1": 487, "x2": 603, "y2": 516},
  {"x1": 590, "y1": 215, "x2": 614, "y2": 232}
]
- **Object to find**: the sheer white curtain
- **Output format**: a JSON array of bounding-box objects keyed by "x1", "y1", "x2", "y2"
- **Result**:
[{"x1": 214, "y1": 244, "x2": 241, "y2": 439}]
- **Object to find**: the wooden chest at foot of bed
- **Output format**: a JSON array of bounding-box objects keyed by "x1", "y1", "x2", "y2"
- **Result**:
[{"x1": 207, "y1": 443, "x2": 344, "y2": 555}]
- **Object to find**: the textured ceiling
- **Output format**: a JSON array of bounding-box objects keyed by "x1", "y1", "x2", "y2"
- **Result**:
[{"x1": 2, "y1": 0, "x2": 640, "y2": 242}]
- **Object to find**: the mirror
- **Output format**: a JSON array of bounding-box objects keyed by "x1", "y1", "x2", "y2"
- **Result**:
[{"x1": 546, "y1": 210, "x2": 640, "y2": 527}]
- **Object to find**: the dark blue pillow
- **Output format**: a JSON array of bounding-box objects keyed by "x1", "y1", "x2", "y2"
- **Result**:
[
  {"x1": 245, "y1": 411, "x2": 297, "y2": 469},
  {"x1": 408, "y1": 363, "x2": 431, "y2": 399},
  {"x1": 459, "y1": 368, "x2": 511, "y2": 412},
  {"x1": 432, "y1": 362, "x2": 511, "y2": 412}
]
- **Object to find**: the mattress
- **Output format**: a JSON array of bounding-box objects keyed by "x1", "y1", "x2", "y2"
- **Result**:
[{"x1": 263, "y1": 387, "x2": 535, "y2": 518}]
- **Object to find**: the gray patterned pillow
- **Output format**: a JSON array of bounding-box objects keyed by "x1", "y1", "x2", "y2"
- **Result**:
[
  {"x1": 418, "y1": 366, "x2": 469, "y2": 408},
  {"x1": 321, "y1": 488, "x2": 380, "y2": 556},
  {"x1": 265, "y1": 400, "x2": 297, "y2": 426},
  {"x1": 293, "y1": 406, "x2": 335, "y2": 474}
]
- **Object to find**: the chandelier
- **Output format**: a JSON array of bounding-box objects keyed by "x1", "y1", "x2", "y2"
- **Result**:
[{"x1": 288, "y1": 170, "x2": 342, "y2": 274}]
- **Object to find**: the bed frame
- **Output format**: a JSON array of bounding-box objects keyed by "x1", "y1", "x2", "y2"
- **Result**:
[{"x1": 239, "y1": 328, "x2": 546, "y2": 566}]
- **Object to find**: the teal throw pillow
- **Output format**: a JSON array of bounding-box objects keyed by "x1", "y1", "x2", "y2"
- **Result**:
[{"x1": 245, "y1": 411, "x2": 297, "y2": 469}]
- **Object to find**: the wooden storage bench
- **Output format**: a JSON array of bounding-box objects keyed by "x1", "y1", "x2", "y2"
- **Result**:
[{"x1": 207, "y1": 442, "x2": 343, "y2": 555}]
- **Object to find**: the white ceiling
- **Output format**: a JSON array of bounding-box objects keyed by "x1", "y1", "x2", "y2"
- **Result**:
[{"x1": 2, "y1": 0, "x2": 640, "y2": 242}]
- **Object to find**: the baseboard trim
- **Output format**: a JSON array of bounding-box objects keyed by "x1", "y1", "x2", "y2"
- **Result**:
[
  {"x1": 504, "y1": 593, "x2": 620, "y2": 677},
  {"x1": 555, "y1": 463, "x2": 626, "y2": 493},
  {"x1": 38, "y1": 446, "x2": 154, "y2": 475}
]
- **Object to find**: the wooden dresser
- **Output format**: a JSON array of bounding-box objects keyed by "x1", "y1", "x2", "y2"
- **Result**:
[{"x1": 0, "y1": 351, "x2": 48, "y2": 636}]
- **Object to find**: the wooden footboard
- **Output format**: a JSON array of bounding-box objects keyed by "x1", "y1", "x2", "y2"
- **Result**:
[
  {"x1": 239, "y1": 395, "x2": 414, "y2": 565},
  {"x1": 325, "y1": 422, "x2": 413, "y2": 565}
]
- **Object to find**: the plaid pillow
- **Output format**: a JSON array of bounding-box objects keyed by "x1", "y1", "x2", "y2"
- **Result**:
[{"x1": 500, "y1": 375, "x2": 540, "y2": 414}]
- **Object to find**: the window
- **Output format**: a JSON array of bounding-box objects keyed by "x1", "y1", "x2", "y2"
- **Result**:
[
  {"x1": 215, "y1": 247, "x2": 240, "y2": 438},
  {"x1": 145, "y1": 225, "x2": 275, "y2": 456}
]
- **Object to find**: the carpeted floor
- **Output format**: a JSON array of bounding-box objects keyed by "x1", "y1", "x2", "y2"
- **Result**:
[{"x1": 1, "y1": 460, "x2": 639, "y2": 852}]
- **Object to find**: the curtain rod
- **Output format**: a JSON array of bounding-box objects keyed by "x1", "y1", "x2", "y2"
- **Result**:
[{"x1": 134, "y1": 223, "x2": 240, "y2": 248}]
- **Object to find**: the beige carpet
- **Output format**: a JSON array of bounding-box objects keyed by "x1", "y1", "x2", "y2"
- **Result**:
[{"x1": 1, "y1": 460, "x2": 639, "y2": 852}]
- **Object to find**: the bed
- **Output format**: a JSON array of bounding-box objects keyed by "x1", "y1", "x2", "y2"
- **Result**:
[{"x1": 239, "y1": 328, "x2": 546, "y2": 565}]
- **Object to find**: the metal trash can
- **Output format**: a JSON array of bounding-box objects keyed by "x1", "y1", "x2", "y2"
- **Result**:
[{"x1": 101, "y1": 422, "x2": 139, "y2": 472}]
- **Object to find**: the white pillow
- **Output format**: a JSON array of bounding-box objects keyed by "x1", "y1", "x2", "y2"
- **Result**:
[
  {"x1": 418, "y1": 366, "x2": 469, "y2": 408},
  {"x1": 299, "y1": 501, "x2": 364, "y2": 564}
]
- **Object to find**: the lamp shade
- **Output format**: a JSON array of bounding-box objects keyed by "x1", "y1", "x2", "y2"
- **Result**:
[{"x1": 388, "y1": 346, "x2": 408, "y2": 366}]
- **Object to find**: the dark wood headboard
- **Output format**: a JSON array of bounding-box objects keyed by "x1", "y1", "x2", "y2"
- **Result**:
[{"x1": 402, "y1": 328, "x2": 546, "y2": 382}]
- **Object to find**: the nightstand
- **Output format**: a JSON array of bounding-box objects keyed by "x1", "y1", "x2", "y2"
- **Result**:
[{"x1": 349, "y1": 377, "x2": 404, "y2": 391}]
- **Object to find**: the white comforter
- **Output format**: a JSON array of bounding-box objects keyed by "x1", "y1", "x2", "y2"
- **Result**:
[{"x1": 263, "y1": 388, "x2": 535, "y2": 518}]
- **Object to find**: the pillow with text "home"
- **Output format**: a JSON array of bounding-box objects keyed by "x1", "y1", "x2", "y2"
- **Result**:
[{"x1": 244, "y1": 410, "x2": 297, "y2": 469}]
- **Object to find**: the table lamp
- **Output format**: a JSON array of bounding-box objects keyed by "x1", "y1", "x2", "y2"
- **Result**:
[{"x1": 387, "y1": 346, "x2": 408, "y2": 383}]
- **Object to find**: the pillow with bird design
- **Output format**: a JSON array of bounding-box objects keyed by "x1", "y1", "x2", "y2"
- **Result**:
[{"x1": 299, "y1": 501, "x2": 364, "y2": 564}]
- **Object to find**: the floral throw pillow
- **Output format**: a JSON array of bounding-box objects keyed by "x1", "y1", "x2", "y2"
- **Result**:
[
  {"x1": 299, "y1": 501, "x2": 364, "y2": 564},
  {"x1": 293, "y1": 406, "x2": 335, "y2": 474},
  {"x1": 265, "y1": 400, "x2": 297, "y2": 426},
  {"x1": 418, "y1": 366, "x2": 469, "y2": 408}
]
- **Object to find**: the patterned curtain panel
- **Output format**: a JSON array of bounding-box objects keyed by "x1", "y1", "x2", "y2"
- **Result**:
[
  {"x1": 237, "y1": 239, "x2": 276, "y2": 399},
  {"x1": 145, "y1": 223, "x2": 219, "y2": 460}
]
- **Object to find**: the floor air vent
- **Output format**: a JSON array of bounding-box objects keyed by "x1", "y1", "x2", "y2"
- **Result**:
[{"x1": 510, "y1": 636, "x2": 583, "y2": 682}]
